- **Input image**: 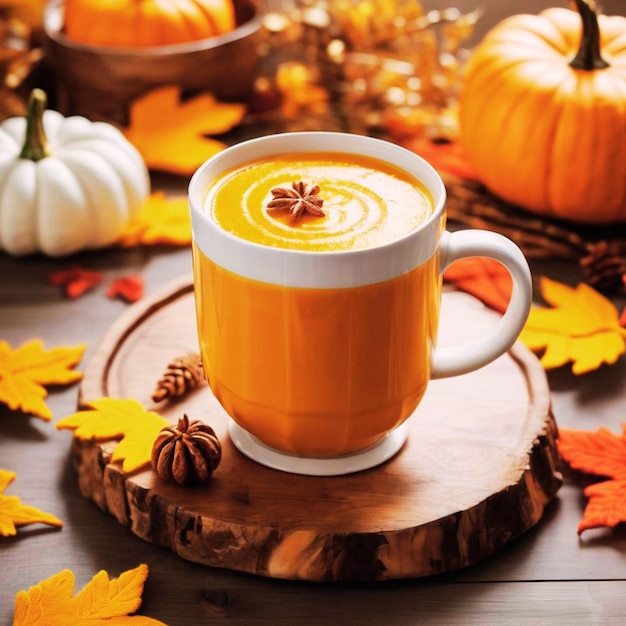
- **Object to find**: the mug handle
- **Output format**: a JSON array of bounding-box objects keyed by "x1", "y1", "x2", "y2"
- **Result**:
[{"x1": 431, "y1": 229, "x2": 533, "y2": 379}]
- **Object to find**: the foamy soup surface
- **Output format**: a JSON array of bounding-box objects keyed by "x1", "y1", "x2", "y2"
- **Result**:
[{"x1": 205, "y1": 152, "x2": 433, "y2": 251}]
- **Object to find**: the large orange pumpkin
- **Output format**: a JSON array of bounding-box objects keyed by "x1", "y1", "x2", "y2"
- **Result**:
[
  {"x1": 459, "y1": 0, "x2": 626, "y2": 224},
  {"x1": 63, "y1": 0, "x2": 236, "y2": 48}
]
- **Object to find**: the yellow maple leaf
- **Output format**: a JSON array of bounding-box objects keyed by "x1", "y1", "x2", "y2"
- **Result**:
[
  {"x1": 117, "y1": 192, "x2": 191, "y2": 247},
  {"x1": 0, "y1": 468, "x2": 62, "y2": 537},
  {"x1": 56, "y1": 398, "x2": 169, "y2": 473},
  {"x1": 12, "y1": 563, "x2": 167, "y2": 625},
  {"x1": 122, "y1": 85, "x2": 246, "y2": 176},
  {"x1": 0, "y1": 340, "x2": 85, "y2": 420},
  {"x1": 520, "y1": 277, "x2": 626, "y2": 374}
]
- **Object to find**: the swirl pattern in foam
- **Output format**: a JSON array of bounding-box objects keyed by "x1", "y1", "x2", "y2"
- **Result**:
[{"x1": 206, "y1": 152, "x2": 433, "y2": 252}]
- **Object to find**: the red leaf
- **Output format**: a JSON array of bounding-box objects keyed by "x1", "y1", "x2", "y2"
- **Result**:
[
  {"x1": 48, "y1": 267, "x2": 103, "y2": 299},
  {"x1": 403, "y1": 138, "x2": 478, "y2": 180},
  {"x1": 443, "y1": 257, "x2": 512, "y2": 314},
  {"x1": 106, "y1": 276, "x2": 144, "y2": 303},
  {"x1": 578, "y1": 480, "x2": 626, "y2": 535}
]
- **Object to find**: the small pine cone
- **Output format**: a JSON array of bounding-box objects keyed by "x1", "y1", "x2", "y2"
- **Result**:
[
  {"x1": 152, "y1": 353, "x2": 204, "y2": 403},
  {"x1": 580, "y1": 240, "x2": 626, "y2": 294},
  {"x1": 151, "y1": 414, "x2": 222, "y2": 485}
]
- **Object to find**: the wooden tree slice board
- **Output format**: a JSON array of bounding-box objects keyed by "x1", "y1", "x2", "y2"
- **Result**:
[{"x1": 75, "y1": 276, "x2": 562, "y2": 582}]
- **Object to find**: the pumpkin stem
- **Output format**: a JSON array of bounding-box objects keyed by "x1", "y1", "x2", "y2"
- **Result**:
[
  {"x1": 569, "y1": 0, "x2": 610, "y2": 70},
  {"x1": 19, "y1": 89, "x2": 52, "y2": 162}
]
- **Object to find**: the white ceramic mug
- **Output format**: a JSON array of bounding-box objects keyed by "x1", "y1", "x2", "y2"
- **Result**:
[{"x1": 189, "y1": 132, "x2": 532, "y2": 474}]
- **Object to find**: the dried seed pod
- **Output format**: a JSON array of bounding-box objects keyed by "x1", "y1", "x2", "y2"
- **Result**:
[{"x1": 151, "y1": 414, "x2": 221, "y2": 485}]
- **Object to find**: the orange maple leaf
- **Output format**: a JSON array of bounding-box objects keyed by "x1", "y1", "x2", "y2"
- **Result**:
[
  {"x1": 12, "y1": 563, "x2": 167, "y2": 625},
  {"x1": 443, "y1": 257, "x2": 512, "y2": 314},
  {"x1": 122, "y1": 85, "x2": 246, "y2": 176},
  {"x1": 403, "y1": 138, "x2": 478, "y2": 180},
  {"x1": 48, "y1": 267, "x2": 103, "y2": 299},
  {"x1": 107, "y1": 276, "x2": 144, "y2": 303},
  {"x1": 520, "y1": 277, "x2": 626, "y2": 374},
  {"x1": 117, "y1": 192, "x2": 191, "y2": 247},
  {"x1": 56, "y1": 398, "x2": 170, "y2": 473},
  {"x1": 558, "y1": 426, "x2": 626, "y2": 481},
  {"x1": 578, "y1": 480, "x2": 626, "y2": 535},
  {"x1": 558, "y1": 424, "x2": 626, "y2": 534},
  {"x1": 577, "y1": 480, "x2": 626, "y2": 535},
  {"x1": 0, "y1": 340, "x2": 85, "y2": 420},
  {"x1": 0, "y1": 468, "x2": 62, "y2": 537}
]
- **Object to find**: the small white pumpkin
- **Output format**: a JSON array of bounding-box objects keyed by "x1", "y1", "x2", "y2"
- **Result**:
[{"x1": 0, "y1": 89, "x2": 150, "y2": 257}]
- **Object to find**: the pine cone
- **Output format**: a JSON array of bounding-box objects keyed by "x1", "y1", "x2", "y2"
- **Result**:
[
  {"x1": 151, "y1": 353, "x2": 204, "y2": 403},
  {"x1": 151, "y1": 414, "x2": 222, "y2": 485},
  {"x1": 581, "y1": 240, "x2": 626, "y2": 293}
]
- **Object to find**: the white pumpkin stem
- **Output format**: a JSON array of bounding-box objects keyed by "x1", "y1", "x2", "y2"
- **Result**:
[
  {"x1": 19, "y1": 89, "x2": 52, "y2": 162},
  {"x1": 569, "y1": 0, "x2": 610, "y2": 70}
]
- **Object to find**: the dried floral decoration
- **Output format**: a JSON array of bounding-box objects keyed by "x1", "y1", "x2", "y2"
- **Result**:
[
  {"x1": 0, "y1": 12, "x2": 44, "y2": 123},
  {"x1": 151, "y1": 414, "x2": 222, "y2": 486},
  {"x1": 275, "y1": 62, "x2": 330, "y2": 121},
  {"x1": 558, "y1": 424, "x2": 626, "y2": 535},
  {"x1": 117, "y1": 192, "x2": 191, "y2": 247},
  {"x1": 48, "y1": 267, "x2": 103, "y2": 299},
  {"x1": 0, "y1": 340, "x2": 85, "y2": 420},
  {"x1": 151, "y1": 353, "x2": 204, "y2": 403},
  {"x1": 267, "y1": 181, "x2": 325, "y2": 221},
  {"x1": 122, "y1": 85, "x2": 245, "y2": 176},
  {"x1": 258, "y1": 1, "x2": 478, "y2": 140},
  {"x1": 56, "y1": 398, "x2": 169, "y2": 473},
  {"x1": 520, "y1": 277, "x2": 626, "y2": 374},
  {"x1": 0, "y1": 468, "x2": 62, "y2": 537},
  {"x1": 107, "y1": 275, "x2": 144, "y2": 303},
  {"x1": 12, "y1": 563, "x2": 167, "y2": 625},
  {"x1": 443, "y1": 257, "x2": 512, "y2": 314}
]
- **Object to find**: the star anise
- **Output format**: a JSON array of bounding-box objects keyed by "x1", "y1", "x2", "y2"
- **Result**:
[{"x1": 267, "y1": 181, "x2": 325, "y2": 220}]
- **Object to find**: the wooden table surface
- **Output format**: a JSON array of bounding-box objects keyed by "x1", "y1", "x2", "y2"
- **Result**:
[
  {"x1": 3, "y1": 244, "x2": 626, "y2": 625},
  {"x1": 3, "y1": 1, "x2": 626, "y2": 623}
]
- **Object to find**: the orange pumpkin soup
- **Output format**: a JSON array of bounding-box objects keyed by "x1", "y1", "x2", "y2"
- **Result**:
[{"x1": 204, "y1": 152, "x2": 433, "y2": 251}]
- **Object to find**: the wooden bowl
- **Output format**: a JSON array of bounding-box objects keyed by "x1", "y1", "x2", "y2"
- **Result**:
[{"x1": 43, "y1": 0, "x2": 263, "y2": 126}]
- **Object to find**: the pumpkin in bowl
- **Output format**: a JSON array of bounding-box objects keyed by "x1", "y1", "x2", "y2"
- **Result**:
[
  {"x1": 0, "y1": 89, "x2": 150, "y2": 257},
  {"x1": 459, "y1": 0, "x2": 626, "y2": 224},
  {"x1": 63, "y1": 0, "x2": 236, "y2": 47}
]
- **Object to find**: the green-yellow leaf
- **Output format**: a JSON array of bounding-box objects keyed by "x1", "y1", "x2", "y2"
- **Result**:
[
  {"x1": 520, "y1": 277, "x2": 626, "y2": 374},
  {"x1": 56, "y1": 398, "x2": 169, "y2": 473},
  {"x1": 12, "y1": 564, "x2": 167, "y2": 625}
]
